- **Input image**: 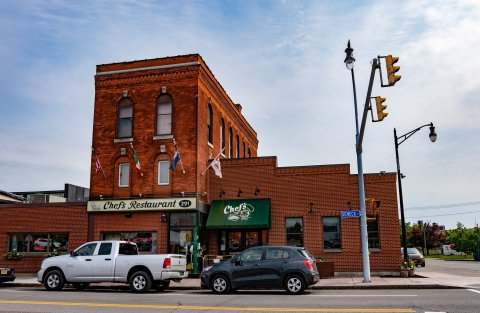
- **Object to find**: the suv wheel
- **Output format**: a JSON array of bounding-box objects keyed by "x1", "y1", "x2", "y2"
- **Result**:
[
  {"x1": 211, "y1": 275, "x2": 231, "y2": 294},
  {"x1": 130, "y1": 271, "x2": 152, "y2": 293},
  {"x1": 44, "y1": 270, "x2": 65, "y2": 291},
  {"x1": 285, "y1": 274, "x2": 306, "y2": 295}
]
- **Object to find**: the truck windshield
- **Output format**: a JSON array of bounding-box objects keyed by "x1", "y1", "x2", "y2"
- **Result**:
[{"x1": 119, "y1": 243, "x2": 138, "y2": 255}]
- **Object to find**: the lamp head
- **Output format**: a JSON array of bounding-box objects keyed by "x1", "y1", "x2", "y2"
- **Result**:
[
  {"x1": 429, "y1": 124, "x2": 437, "y2": 143},
  {"x1": 344, "y1": 40, "x2": 355, "y2": 70}
]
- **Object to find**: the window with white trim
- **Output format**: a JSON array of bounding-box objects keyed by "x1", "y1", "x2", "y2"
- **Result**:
[
  {"x1": 158, "y1": 160, "x2": 170, "y2": 185},
  {"x1": 220, "y1": 118, "x2": 225, "y2": 153},
  {"x1": 117, "y1": 98, "x2": 133, "y2": 138},
  {"x1": 207, "y1": 104, "x2": 213, "y2": 144},
  {"x1": 156, "y1": 95, "x2": 172, "y2": 135},
  {"x1": 119, "y1": 163, "x2": 130, "y2": 187}
]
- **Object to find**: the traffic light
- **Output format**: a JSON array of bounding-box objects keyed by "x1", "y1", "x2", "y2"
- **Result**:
[
  {"x1": 375, "y1": 96, "x2": 388, "y2": 121},
  {"x1": 385, "y1": 55, "x2": 401, "y2": 86}
]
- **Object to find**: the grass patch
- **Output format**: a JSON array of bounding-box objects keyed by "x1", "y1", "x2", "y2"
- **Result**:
[{"x1": 426, "y1": 254, "x2": 474, "y2": 260}]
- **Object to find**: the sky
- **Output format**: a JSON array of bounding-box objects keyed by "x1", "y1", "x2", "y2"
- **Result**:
[{"x1": 0, "y1": 0, "x2": 479, "y2": 230}]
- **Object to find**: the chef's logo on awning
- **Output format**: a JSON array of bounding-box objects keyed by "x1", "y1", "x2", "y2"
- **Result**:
[{"x1": 224, "y1": 203, "x2": 255, "y2": 221}]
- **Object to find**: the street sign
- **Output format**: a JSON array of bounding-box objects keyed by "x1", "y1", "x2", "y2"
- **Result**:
[{"x1": 341, "y1": 210, "x2": 360, "y2": 218}]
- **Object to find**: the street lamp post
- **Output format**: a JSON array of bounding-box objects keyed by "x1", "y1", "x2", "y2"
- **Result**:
[
  {"x1": 345, "y1": 40, "x2": 371, "y2": 283},
  {"x1": 395, "y1": 123, "x2": 437, "y2": 262}
]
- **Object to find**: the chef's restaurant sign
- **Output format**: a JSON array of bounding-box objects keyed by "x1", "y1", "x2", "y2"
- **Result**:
[{"x1": 87, "y1": 197, "x2": 196, "y2": 212}]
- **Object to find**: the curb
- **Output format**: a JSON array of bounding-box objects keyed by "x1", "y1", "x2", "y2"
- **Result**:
[{"x1": 2, "y1": 282, "x2": 465, "y2": 290}]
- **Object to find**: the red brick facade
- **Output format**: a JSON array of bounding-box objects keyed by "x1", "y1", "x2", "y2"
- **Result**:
[
  {"x1": 207, "y1": 157, "x2": 401, "y2": 272},
  {"x1": 0, "y1": 203, "x2": 87, "y2": 272},
  {"x1": 91, "y1": 54, "x2": 258, "y2": 200}
]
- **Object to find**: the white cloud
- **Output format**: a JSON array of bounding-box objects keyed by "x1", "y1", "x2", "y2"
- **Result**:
[{"x1": 0, "y1": 0, "x2": 479, "y2": 228}]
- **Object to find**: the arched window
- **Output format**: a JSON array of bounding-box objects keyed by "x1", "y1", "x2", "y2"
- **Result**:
[
  {"x1": 207, "y1": 104, "x2": 213, "y2": 144},
  {"x1": 117, "y1": 98, "x2": 133, "y2": 138},
  {"x1": 243, "y1": 142, "x2": 246, "y2": 157},
  {"x1": 236, "y1": 134, "x2": 240, "y2": 158},
  {"x1": 156, "y1": 95, "x2": 172, "y2": 135},
  {"x1": 247, "y1": 148, "x2": 251, "y2": 158},
  {"x1": 229, "y1": 127, "x2": 233, "y2": 158},
  {"x1": 220, "y1": 118, "x2": 225, "y2": 153}
]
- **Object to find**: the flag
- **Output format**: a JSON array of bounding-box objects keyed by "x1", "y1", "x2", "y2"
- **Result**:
[
  {"x1": 95, "y1": 156, "x2": 103, "y2": 173},
  {"x1": 211, "y1": 156, "x2": 222, "y2": 178},
  {"x1": 170, "y1": 149, "x2": 181, "y2": 171},
  {"x1": 130, "y1": 143, "x2": 143, "y2": 176},
  {"x1": 170, "y1": 137, "x2": 185, "y2": 174}
]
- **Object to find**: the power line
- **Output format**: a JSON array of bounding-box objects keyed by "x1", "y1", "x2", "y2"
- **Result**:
[
  {"x1": 407, "y1": 210, "x2": 480, "y2": 219},
  {"x1": 406, "y1": 201, "x2": 480, "y2": 211}
]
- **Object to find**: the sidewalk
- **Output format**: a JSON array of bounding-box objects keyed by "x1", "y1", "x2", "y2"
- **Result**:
[{"x1": 4, "y1": 271, "x2": 479, "y2": 290}]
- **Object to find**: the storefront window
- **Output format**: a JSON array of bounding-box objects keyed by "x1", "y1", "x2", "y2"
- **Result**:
[
  {"x1": 102, "y1": 232, "x2": 156, "y2": 253},
  {"x1": 323, "y1": 217, "x2": 341, "y2": 249},
  {"x1": 286, "y1": 217, "x2": 303, "y2": 247},
  {"x1": 367, "y1": 215, "x2": 380, "y2": 249},
  {"x1": 8, "y1": 233, "x2": 69, "y2": 253}
]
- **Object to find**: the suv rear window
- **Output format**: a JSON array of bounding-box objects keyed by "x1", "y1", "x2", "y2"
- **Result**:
[
  {"x1": 298, "y1": 248, "x2": 315, "y2": 260},
  {"x1": 119, "y1": 243, "x2": 138, "y2": 255}
]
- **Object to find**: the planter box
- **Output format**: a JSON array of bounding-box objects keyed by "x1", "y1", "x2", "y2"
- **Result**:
[{"x1": 316, "y1": 261, "x2": 334, "y2": 278}]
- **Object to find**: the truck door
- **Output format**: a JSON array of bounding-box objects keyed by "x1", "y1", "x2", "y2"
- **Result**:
[
  {"x1": 91, "y1": 242, "x2": 114, "y2": 281},
  {"x1": 66, "y1": 242, "x2": 97, "y2": 281}
]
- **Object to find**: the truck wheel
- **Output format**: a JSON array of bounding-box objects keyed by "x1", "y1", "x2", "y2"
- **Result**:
[
  {"x1": 72, "y1": 282, "x2": 90, "y2": 291},
  {"x1": 211, "y1": 274, "x2": 231, "y2": 294},
  {"x1": 284, "y1": 274, "x2": 305, "y2": 295},
  {"x1": 130, "y1": 271, "x2": 152, "y2": 293},
  {"x1": 154, "y1": 280, "x2": 170, "y2": 291},
  {"x1": 44, "y1": 270, "x2": 65, "y2": 291}
]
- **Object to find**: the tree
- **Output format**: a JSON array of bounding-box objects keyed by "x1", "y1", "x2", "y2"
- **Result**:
[
  {"x1": 407, "y1": 222, "x2": 446, "y2": 255},
  {"x1": 447, "y1": 223, "x2": 480, "y2": 256}
]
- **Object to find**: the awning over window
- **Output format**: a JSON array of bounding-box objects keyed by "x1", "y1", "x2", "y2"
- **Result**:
[{"x1": 206, "y1": 199, "x2": 271, "y2": 229}]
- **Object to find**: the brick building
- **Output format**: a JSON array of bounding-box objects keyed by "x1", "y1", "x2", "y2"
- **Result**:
[{"x1": 0, "y1": 54, "x2": 401, "y2": 274}]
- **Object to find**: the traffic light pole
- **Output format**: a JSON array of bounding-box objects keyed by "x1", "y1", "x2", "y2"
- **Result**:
[{"x1": 354, "y1": 58, "x2": 378, "y2": 283}]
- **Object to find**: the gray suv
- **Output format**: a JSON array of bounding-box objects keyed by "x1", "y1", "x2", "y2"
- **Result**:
[{"x1": 200, "y1": 246, "x2": 319, "y2": 294}]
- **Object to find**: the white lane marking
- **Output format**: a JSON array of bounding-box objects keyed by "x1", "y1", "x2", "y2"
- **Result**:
[{"x1": 467, "y1": 288, "x2": 480, "y2": 294}]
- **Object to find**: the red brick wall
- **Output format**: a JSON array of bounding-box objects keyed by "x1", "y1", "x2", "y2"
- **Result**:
[
  {"x1": 0, "y1": 203, "x2": 88, "y2": 273},
  {"x1": 91, "y1": 54, "x2": 258, "y2": 201},
  {"x1": 207, "y1": 157, "x2": 401, "y2": 272}
]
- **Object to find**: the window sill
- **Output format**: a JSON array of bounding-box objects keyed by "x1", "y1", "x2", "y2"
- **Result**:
[
  {"x1": 368, "y1": 248, "x2": 381, "y2": 252},
  {"x1": 114, "y1": 138, "x2": 133, "y2": 143},
  {"x1": 153, "y1": 135, "x2": 173, "y2": 140},
  {"x1": 323, "y1": 249, "x2": 342, "y2": 253}
]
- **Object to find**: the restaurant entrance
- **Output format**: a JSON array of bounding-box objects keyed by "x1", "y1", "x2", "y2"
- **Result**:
[{"x1": 218, "y1": 230, "x2": 263, "y2": 255}]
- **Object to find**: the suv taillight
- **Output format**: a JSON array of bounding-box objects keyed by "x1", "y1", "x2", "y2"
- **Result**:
[
  {"x1": 163, "y1": 257, "x2": 171, "y2": 269},
  {"x1": 303, "y1": 260, "x2": 313, "y2": 271}
]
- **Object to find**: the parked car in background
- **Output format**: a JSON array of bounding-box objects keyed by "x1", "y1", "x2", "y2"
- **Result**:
[
  {"x1": 201, "y1": 246, "x2": 319, "y2": 295},
  {"x1": 0, "y1": 267, "x2": 15, "y2": 284},
  {"x1": 33, "y1": 238, "x2": 62, "y2": 251},
  {"x1": 37, "y1": 240, "x2": 187, "y2": 293},
  {"x1": 402, "y1": 247, "x2": 426, "y2": 267}
]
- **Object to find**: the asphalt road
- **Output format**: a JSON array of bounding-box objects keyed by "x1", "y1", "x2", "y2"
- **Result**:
[
  {"x1": 415, "y1": 258, "x2": 480, "y2": 277},
  {"x1": 0, "y1": 288, "x2": 479, "y2": 313}
]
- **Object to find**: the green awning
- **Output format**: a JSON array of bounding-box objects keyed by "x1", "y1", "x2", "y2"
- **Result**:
[{"x1": 206, "y1": 199, "x2": 271, "y2": 229}]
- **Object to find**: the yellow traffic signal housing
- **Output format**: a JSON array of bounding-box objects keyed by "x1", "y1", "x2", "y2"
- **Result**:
[
  {"x1": 385, "y1": 55, "x2": 401, "y2": 86},
  {"x1": 375, "y1": 96, "x2": 388, "y2": 121}
]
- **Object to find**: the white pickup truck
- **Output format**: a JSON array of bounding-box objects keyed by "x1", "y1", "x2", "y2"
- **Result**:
[{"x1": 37, "y1": 240, "x2": 188, "y2": 293}]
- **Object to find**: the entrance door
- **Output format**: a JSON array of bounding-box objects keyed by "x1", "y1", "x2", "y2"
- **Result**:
[{"x1": 222, "y1": 230, "x2": 262, "y2": 255}]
